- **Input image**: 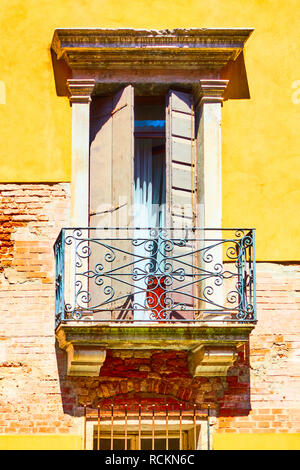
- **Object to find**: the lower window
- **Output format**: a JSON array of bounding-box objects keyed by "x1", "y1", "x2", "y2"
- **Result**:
[
  {"x1": 93, "y1": 434, "x2": 182, "y2": 451},
  {"x1": 84, "y1": 404, "x2": 209, "y2": 450}
]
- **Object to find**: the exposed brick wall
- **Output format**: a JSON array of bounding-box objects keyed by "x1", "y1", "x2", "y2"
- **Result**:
[
  {"x1": 0, "y1": 183, "x2": 300, "y2": 439},
  {"x1": 67, "y1": 349, "x2": 226, "y2": 408},
  {"x1": 215, "y1": 263, "x2": 300, "y2": 434},
  {"x1": 0, "y1": 183, "x2": 77, "y2": 435}
]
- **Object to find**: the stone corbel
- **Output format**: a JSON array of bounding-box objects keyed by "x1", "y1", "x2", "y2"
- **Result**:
[
  {"x1": 188, "y1": 345, "x2": 237, "y2": 377},
  {"x1": 65, "y1": 344, "x2": 107, "y2": 377}
]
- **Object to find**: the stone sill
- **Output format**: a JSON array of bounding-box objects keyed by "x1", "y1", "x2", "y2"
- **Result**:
[{"x1": 56, "y1": 321, "x2": 255, "y2": 378}]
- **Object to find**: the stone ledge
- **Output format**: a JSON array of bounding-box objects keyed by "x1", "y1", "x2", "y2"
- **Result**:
[
  {"x1": 56, "y1": 322, "x2": 255, "y2": 350},
  {"x1": 56, "y1": 322, "x2": 255, "y2": 377}
]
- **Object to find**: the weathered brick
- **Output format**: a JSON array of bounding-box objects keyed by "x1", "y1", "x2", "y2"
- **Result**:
[{"x1": 1, "y1": 185, "x2": 300, "y2": 437}]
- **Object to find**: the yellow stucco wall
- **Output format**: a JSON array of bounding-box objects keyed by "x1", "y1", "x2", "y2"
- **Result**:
[
  {"x1": 1, "y1": 433, "x2": 300, "y2": 450},
  {"x1": 213, "y1": 433, "x2": 300, "y2": 450},
  {"x1": 0, "y1": 0, "x2": 299, "y2": 260},
  {"x1": 0, "y1": 434, "x2": 82, "y2": 450}
]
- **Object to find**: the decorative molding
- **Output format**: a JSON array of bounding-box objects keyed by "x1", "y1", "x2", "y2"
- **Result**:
[
  {"x1": 67, "y1": 78, "x2": 96, "y2": 104},
  {"x1": 52, "y1": 28, "x2": 253, "y2": 72},
  {"x1": 55, "y1": 323, "x2": 254, "y2": 351},
  {"x1": 194, "y1": 79, "x2": 229, "y2": 105},
  {"x1": 188, "y1": 345, "x2": 238, "y2": 377},
  {"x1": 65, "y1": 344, "x2": 106, "y2": 376}
]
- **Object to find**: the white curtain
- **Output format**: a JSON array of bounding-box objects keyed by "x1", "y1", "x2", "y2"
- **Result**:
[{"x1": 133, "y1": 139, "x2": 165, "y2": 320}]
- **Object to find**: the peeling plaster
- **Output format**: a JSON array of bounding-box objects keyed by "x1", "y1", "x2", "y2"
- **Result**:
[{"x1": 250, "y1": 342, "x2": 290, "y2": 381}]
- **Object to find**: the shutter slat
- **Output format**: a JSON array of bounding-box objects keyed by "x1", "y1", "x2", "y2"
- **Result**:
[
  {"x1": 172, "y1": 137, "x2": 193, "y2": 164},
  {"x1": 171, "y1": 112, "x2": 193, "y2": 139},
  {"x1": 172, "y1": 163, "x2": 193, "y2": 192}
]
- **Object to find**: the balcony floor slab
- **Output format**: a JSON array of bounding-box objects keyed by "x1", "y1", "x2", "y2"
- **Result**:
[
  {"x1": 56, "y1": 322, "x2": 255, "y2": 377},
  {"x1": 56, "y1": 321, "x2": 255, "y2": 351}
]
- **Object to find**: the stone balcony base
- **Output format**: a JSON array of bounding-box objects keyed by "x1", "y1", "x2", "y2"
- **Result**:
[{"x1": 55, "y1": 322, "x2": 255, "y2": 377}]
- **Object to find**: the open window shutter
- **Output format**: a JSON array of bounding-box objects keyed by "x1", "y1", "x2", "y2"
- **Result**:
[
  {"x1": 166, "y1": 90, "x2": 196, "y2": 229},
  {"x1": 166, "y1": 90, "x2": 196, "y2": 319},
  {"x1": 89, "y1": 85, "x2": 134, "y2": 319}
]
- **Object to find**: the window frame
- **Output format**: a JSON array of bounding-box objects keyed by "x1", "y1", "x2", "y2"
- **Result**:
[{"x1": 84, "y1": 414, "x2": 208, "y2": 450}]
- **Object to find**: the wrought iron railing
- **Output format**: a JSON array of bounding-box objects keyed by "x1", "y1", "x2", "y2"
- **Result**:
[{"x1": 54, "y1": 227, "x2": 256, "y2": 327}]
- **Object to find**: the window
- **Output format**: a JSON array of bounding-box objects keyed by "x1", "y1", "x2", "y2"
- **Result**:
[
  {"x1": 133, "y1": 97, "x2": 166, "y2": 230},
  {"x1": 53, "y1": 29, "x2": 256, "y2": 377},
  {"x1": 88, "y1": 86, "x2": 197, "y2": 320},
  {"x1": 52, "y1": 27, "x2": 253, "y2": 234},
  {"x1": 83, "y1": 406, "x2": 209, "y2": 450},
  {"x1": 89, "y1": 87, "x2": 195, "y2": 231},
  {"x1": 93, "y1": 433, "x2": 182, "y2": 451}
]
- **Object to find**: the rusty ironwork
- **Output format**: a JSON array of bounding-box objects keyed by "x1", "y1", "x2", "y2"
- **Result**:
[{"x1": 83, "y1": 403, "x2": 210, "y2": 451}]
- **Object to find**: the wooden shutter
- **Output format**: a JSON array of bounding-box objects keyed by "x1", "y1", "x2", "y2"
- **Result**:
[
  {"x1": 165, "y1": 90, "x2": 196, "y2": 319},
  {"x1": 90, "y1": 86, "x2": 134, "y2": 227},
  {"x1": 166, "y1": 90, "x2": 196, "y2": 229},
  {"x1": 89, "y1": 86, "x2": 134, "y2": 319}
]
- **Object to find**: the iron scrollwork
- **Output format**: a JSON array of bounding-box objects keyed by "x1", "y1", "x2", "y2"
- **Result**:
[{"x1": 54, "y1": 227, "x2": 256, "y2": 323}]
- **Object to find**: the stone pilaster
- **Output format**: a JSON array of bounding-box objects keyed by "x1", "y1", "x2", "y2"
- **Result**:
[
  {"x1": 194, "y1": 79, "x2": 229, "y2": 315},
  {"x1": 67, "y1": 79, "x2": 95, "y2": 227}
]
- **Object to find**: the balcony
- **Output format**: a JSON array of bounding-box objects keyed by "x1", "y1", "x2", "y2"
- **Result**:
[{"x1": 54, "y1": 228, "x2": 256, "y2": 376}]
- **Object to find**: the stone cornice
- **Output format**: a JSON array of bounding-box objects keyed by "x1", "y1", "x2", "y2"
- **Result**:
[{"x1": 51, "y1": 28, "x2": 253, "y2": 71}]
